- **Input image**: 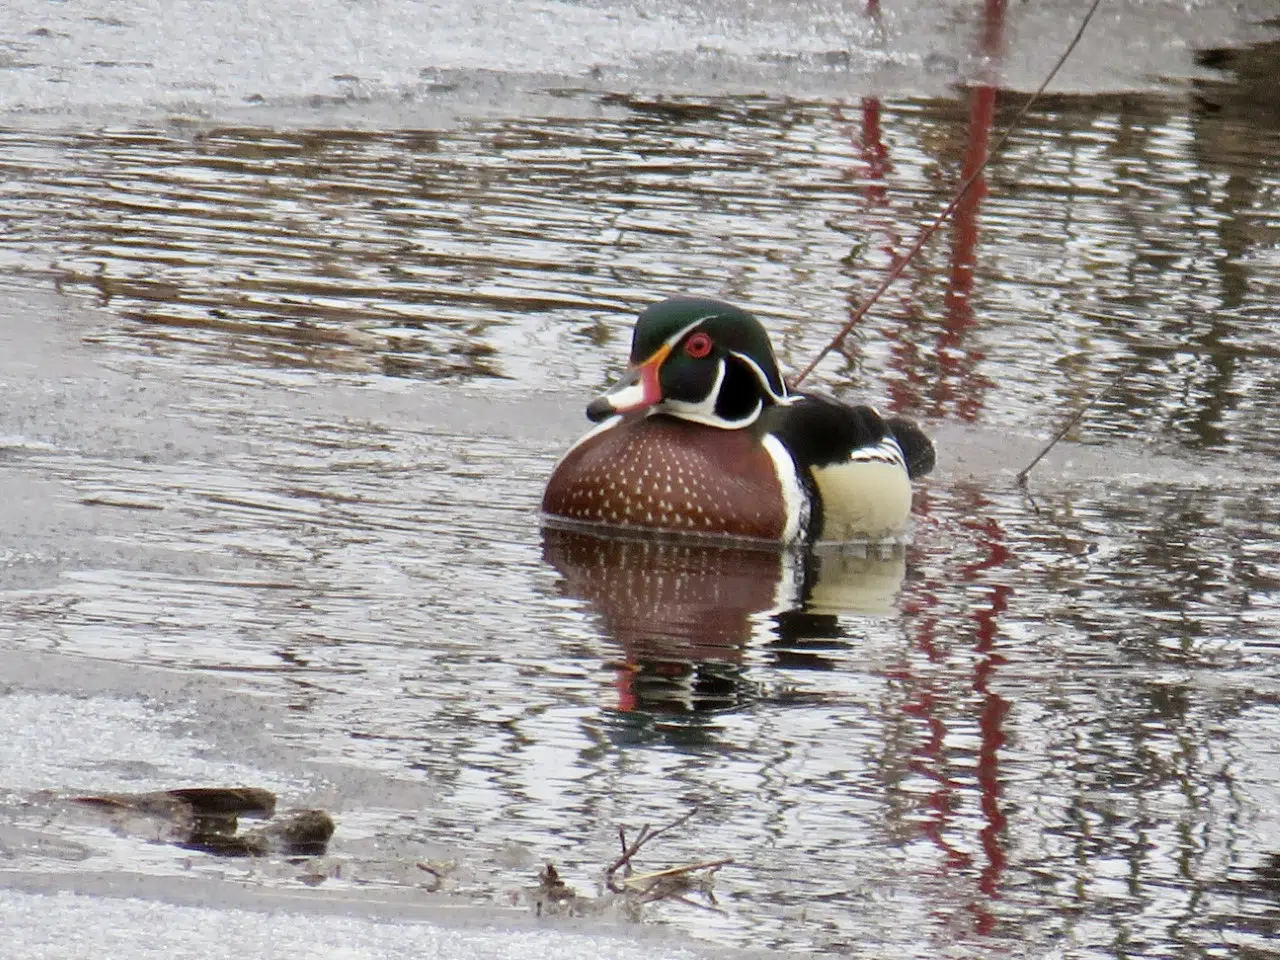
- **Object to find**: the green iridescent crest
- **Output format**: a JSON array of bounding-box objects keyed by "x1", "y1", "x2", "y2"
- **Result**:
[{"x1": 630, "y1": 297, "x2": 786, "y2": 397}]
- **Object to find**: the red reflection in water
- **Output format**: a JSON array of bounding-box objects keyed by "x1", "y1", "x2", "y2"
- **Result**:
[
  {"x1": 894, "y1": 2, "x2": 1012, "y2": 939},
  {"x1": 838, "y1": 81, "x2": 1000, "y2": 421},
  {"x1": 835, "y1": 2, "x2": 1008, "y2": 422},
  {"x1": 858, "y1": 98, "x2": 892, "y2": 205},
  {"x1": 899, "y1": 490, "x2": 1013, "y2": 941},
  {"x1": 936, "y1": 0, "x2": 1006, "y2": 422},
  {"x1": 960, "y1": 514, "x2": 1012, "y2": 933},
  {"x1": 938, "y1": 82, "x2": 999, "y2": 424},
  {"x1": 833, "y1": 96, "x2": 927, "y2": 402}
]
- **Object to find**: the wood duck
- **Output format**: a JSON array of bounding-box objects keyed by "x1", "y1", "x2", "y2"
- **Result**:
[{"x1": 541, "y1": 296, "x2": 935, "y2": 544}]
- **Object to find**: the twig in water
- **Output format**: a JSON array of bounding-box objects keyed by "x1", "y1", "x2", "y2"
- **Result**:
[
  {"x1": 626, "y1": 858, "x2": 734, "y2": 906},
  {"x1": 621, "y1": 857, "x2": 734, "y2": 890},
  {"x1": 605, "y1": 807, "x2": 700, "y2": 893},
  {"x1": 1015, "y1": 361, "x2": 1138, "y2": 484},
  {"x1": 790, "y1": 0, "x2": 1105, "y2": 388}
]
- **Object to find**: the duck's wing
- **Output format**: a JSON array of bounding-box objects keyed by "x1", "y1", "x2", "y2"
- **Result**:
[
  {"x1": 764, "y1": 394, "x2": 922, "y2": 542},
  {"x1": 765, "y1": 394, "x2": 934, "y2": 480}
]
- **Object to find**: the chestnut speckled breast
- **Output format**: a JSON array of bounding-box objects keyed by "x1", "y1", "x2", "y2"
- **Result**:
[
  {"x1": 541, "y1": 414, "x2": 792, "y2": 540},
  {"x1": 541, "y1": 297, "x2": 935, "y2": 545}
]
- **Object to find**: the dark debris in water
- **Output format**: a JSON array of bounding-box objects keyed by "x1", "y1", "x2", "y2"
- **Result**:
[
  {"x1": 71, "y1": 786, "x2": 335, "y2": 858},
  {"x1": 1193, "y1": 27, "x2": 1280, "y2": 120}
]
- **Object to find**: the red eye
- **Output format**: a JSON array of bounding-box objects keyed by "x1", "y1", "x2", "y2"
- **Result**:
[{"x1": 684, "y1": 332, "x2": 713, "y2": 359}]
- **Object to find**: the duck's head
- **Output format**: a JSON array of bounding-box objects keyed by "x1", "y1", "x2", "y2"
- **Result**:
[{"x1": 586, "y1": 297, "x2": 788, "y2": 428}]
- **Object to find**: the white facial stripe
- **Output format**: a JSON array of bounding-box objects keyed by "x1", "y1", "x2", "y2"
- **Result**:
[
  {"x1": 728, "y1": 349, "x2": 787, "y2": 400},
  {"x1": 660, "y1": 316, "x2": 785, "y2": 400},
  {"x1": 660, "y1": 314, "x2": 720, "y2": 351},
  {"x1": 649, "y1": 313, "x2": 778, "y2": 429},
  {"x1": 659, "y1": 359, "x2": 728, "y2": 424},
  {"x1": 659, "y1": 359, "x2": 763, "y2": 428}
]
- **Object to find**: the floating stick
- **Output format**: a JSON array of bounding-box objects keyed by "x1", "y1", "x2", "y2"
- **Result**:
[{"x1": 1015, "y1": 360, "x2": 1139, "y2": 483}]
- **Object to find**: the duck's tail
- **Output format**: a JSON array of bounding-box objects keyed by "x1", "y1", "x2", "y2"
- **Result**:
[{"x1": 886, "y1": 417, "x2": 936, "y2": 480}]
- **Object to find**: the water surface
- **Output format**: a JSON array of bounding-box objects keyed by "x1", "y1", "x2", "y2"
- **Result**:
[{"x1": 3, "y1": 13, "x2": 1280, "y2": 959}]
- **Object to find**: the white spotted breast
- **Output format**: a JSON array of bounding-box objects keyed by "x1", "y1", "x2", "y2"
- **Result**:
[{"x1": 542, "y1": 415, "x2": 790, "y2": 540}]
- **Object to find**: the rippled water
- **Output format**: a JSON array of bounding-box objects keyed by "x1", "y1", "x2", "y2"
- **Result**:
[{"x1": 3, "y1": 75, "x2": 1280, "y2": 957}]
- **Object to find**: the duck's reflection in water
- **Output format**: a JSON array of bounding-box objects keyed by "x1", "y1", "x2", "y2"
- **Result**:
[{"x1": 541, "y1": 526, "x2": 905, "y2": 724}]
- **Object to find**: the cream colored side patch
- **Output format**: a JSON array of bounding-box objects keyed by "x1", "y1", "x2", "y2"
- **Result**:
[{"x1": 811, "y1": 460, "x2": 912, "y2": 542}]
